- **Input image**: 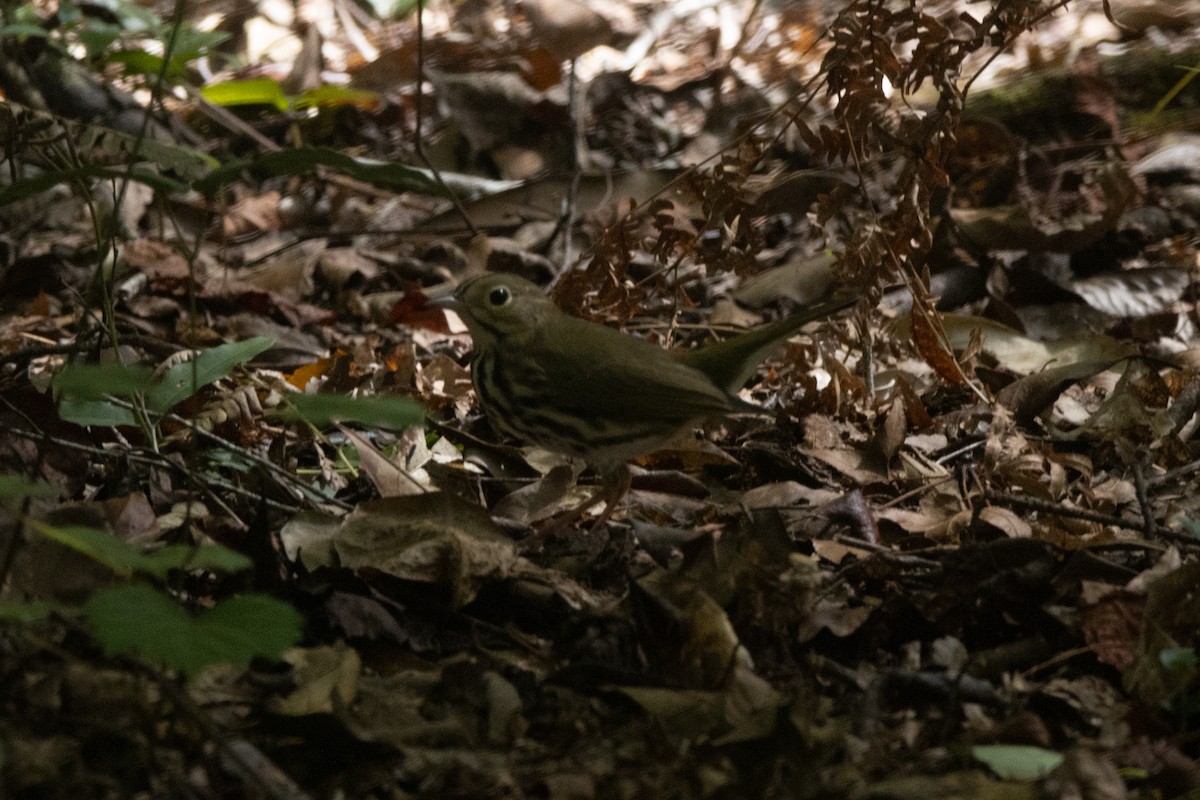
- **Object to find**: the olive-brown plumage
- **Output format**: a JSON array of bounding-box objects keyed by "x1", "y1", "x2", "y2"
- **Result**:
[{"x1": 446, "y1": 272, "x2": 852, "y2": 524}]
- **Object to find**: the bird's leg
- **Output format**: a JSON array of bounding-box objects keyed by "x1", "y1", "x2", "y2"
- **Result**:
[
  {"x1": 585, "y1": 463, "x2": 631, "y2": 532},
  {"x1": 524, "y1": 463, "x2": 631, "y2": 543}
]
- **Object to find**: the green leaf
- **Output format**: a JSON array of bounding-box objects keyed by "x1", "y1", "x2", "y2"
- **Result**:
[
  {"x1": 53, "y1": 363, "x2": 158, "y2": 399},
  {"x1": 29, "y1": 521, "x2": 252, "y2": 579},
  {"x1": 195, "y1": 147, "x2": 444, "y2": 198},
  {"x1": 195, "y1": 594, "x2": 304, "y2": 667},
  {"x1": 972, "y1": 744, "x2": 1064, "y2": 781},
  {"x1": 32, "y1": 524, "x2": 145, "y2": 577},
  {"x1": 78, "y1": 19, "x2": 121, "y2": 57},
  {"x1": 0, "y1": 165, "x2": 189, "y2": 207},
  {"x1": 117, "y1": 2, "x2": 159, "y2": 32},
  {"x1": 91, "y1": 129, "x2": 218, "y2": 181},
  {"x1": 56, "y1": 398, "x2": 137, "y2": 427},
  {"x1": 102, "y1": 164, "x2": 191, "y2": 194},
  {"x1": 387, "y1": 0, "x2": 420, "y2": 17},
  {"x1": 165, "y1": 26, "x2": 230, "y2": 65},
  {"x1": 0, "y1": 474, "x2": 58, "y2": 501},
  {"x1": 54, "y1": 339, "x2": 272, "y2": 426},
  {"x1": 54, "y1": 363, "x2": 158, "y2": 426},
  {"x1": 0, "y1": 600, "x2": 55, "y2": 624},
  {"x1": 138, "y1": 544, "x2": 253, "y2": 579},
  {"x1": 1160, "y1": 647, "x2": 1198, "y2": 676},
  {"x1": 295, "y1": 85, "x2": 380, "y2": 110},
  {"x1": 0, "y1": 169, "x2": 79, "y2": 206},
  {"x1": 277, "y1": 393, "x2": 426, "y2": 429},
  {"x1": 144, "y1": 336, "x2": 274, "y2": 413},
  {"x1": 201, "y1": 78, "x2": 290, "y2": 111},
  {"x1": 0, "y1": 24, "x2": 51, "y2": 39},
  {"x1": 85, "y1": 586, "x2": 303, "y2": 676},
  {"x1": 89, "y1": 586, "x2": 190, "y2": 663},
  {"x1": 54, "y1": 5, "x2": 81, "y2": 26},
  {"x1": 107, "y1": 48, "x2": 166, "y2": 76}
]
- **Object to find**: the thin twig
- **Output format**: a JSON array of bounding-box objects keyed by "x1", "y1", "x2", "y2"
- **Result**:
[
  {"x1": 93, "y1": 398, "x2": 352, "y2": 511},
  {"x1": 131, "y1": 657, "x2": 313, "y2": 800},
  {"x1": 413, "y1": 0, "x2": 479, "y2": 238},
  {"x1": 1147, "y1": 455, "x2": 1200, "y2": 488},
  {"x1": 983, "y1": 490, "x2": 1197, "y2": 545},
  {"x1": 560, "y1": 56, "x2": 581, "y2": 273},
  {"x1": 182, "y1": 84, "x2": 281, "y2": 153},
  {"x1": 934, "y1": 439, "x2": 987, "y2": 466},
  {"x1": 5, "y1": 423, "x2": 257, "y2": 526},
  {"x1": 1133, "y1": 463, "x2": 1154, "y2": 535},
  {"x1": 0, "y1": 335, "x2": 100, "y2": 366}
]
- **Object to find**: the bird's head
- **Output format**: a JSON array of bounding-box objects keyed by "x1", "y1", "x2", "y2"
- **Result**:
[{"x1": 446, "y1": 272, "x2": 557, "y2": 346}]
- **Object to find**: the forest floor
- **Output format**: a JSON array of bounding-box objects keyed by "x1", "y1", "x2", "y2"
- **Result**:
[{"x1": 3, "y1": 0, "x2": 1200, "y2": 798}]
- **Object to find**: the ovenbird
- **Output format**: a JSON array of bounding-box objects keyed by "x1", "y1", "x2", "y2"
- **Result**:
[{"x1": 443, "y1": 272, "x2": 854, "y2": 525}]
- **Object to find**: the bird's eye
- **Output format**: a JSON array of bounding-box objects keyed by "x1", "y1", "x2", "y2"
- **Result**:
[{"x1": 488, "y1": 287, "x2": 511, "y2": 306}]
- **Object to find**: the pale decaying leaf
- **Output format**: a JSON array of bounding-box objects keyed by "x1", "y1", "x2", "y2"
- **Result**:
[
  {"x1": 335, "y1": 494, "x2": 520, "y2": 608},
  {"x1": 797, "y1": 594, "x2": 874, "y2": 642},
  {"x1": 268, "y1": 643, "x2": 362, "y2": 716},
  {"x1": 316, "y1": 247, "x2": 381, "y2": 289},
  {"x1": 122, "y1": 238, "x2": 192, "y2": 282},
  {"x1": 0, "y1": 159, "x2": 80, "y2": 231},
  {"x1": 619, "y1": 568, "x2": 784, "y2": 744},
  {"x1": 1066, "y1": 267, "x2": 1188, "y2": 318},
  {"x1": 336, "y1": 665, "x2": 526, "y2": 751},
  {"x1": 863, "y1": 770, "x2": 1035, "y2": 800},
  {"x1": 161, "y1": 384, "x2": 264, "y2": 445},
  {"x1": 811, "y1": 539, "x2": 873, "y2": 565},
  {"x1": 1133, "y1": 131, "x2": 1200, "y2": 177},
  {"x1": 1087, "y1": 476, "x2": 1136, "y2": 510},
  {"x1": 800, "y1": 443, "x2": 889, "y2": 486},
  {"x1": 903, "y1": 314, "x2": 1134, "y2": 375},
  {"x1": 731, "y1": 252, "x2": 839, "y2": 308},
  {"x1": 329, "y1": 493, "x2": 604, "y2": 614},
  {"x1": 521, "y1": 0, "x2": 613, "y2": 62},
  {"x1": 417, "y1": 169, "x2": 682, "y2": 232},
  {"x1": 951, "y1": 162, "x2": 1136, "y2": 253},
  {"x1": 617, "y1": 663, "x2": 782, "y2": 747},
  {"x1": 636, "y1": 568, "x2": 745, "y2": 689},
  {"x1": 279, "y1": 510, "x2": 343, "y2": 569},
  {"x1": 1123, "y1": 562, "x2": 1200, "y2": 707},
  {"x1": 236, "y1": 239, "x2": 326, "y2": 299},
  {"x1": 221, "y1": 191, "x2": 282, "y2": 238},
  {"x1": 738, "y1": 481, "x2": 840, "y2": 510},
  {"x1": 875, "y1": 481, "x2": 971, "y2": 542},
  {"x1": 1055, "y1": 361, "x2": 1176, "y2": 461},
  {"x1": 155, "y1": 501, "x2": 210, "y2": 533},
  {"x1": 896, "y1": 449, "x2": 950, "y2": 481},
  {"x1": 1041, "y1": 747, "x2": 1127, "y2": 800},
  {"x1": 977, "y1": 506, "x2": 1033, "y2": 538},
  {"x1": 996, "y1": 360, "x2": 1118, "y2": 423},
  {"x1": 875, "y1": 395, "x2": 907, "y2": 462},
  {"x1": 492, "y1": 463, "x2": 580, "y2": 523},
  {"x1": 93, "y1": 177, "x2": 154, "y2": 237},
  {"x1": 340, "y1": 426, "x2": 430, "y2": 498}
]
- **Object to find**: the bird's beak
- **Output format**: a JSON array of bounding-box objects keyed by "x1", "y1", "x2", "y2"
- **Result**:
[
  {"x1": 428, "y1": 292, "x2": 459, "y2": 310},
  {"x1": 426, "y1": 290, "x2": 467, "y2": 334}
]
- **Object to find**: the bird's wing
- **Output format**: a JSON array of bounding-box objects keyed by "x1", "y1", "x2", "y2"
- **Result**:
[
  {"x1": 677, "y1": 293, "x2": 856, "y2": 392},
  {"x1": 532, "y1": 317, "x2": 738, "y2": 424}
]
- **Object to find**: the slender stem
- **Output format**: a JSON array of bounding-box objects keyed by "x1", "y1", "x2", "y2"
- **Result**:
[
  {"x1": 413, "y1": 0, "x2": 478, "y2": 237},
  {"x1": 561, "y1": 57, "x2": 581, "y2": 273}
]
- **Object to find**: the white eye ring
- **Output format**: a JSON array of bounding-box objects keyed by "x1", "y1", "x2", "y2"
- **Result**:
[{"x1": 488, "y1": 286, "x2": 511, "y2": 306}]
